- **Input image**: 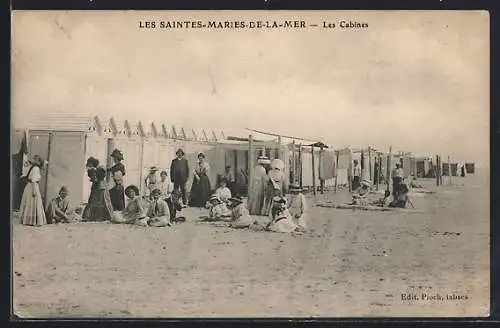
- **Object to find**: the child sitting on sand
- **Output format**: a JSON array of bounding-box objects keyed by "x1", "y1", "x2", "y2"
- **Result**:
[
  {"x1": 266, "y1": 196, "x2": 301, "y2": 233},
  {"x1": 45, "y1": 186, "x2": 79, "y2": 224},
  {"x1": 286, "y1": 184, "x2": 308, "y2": 231},
  {"x1": 228, "y1": 196, "x2": 255, "y2": 229},
  {"x1": 111, "y1": 185, "x2": 149, "y2": 226},
  {"x1": 205, "y1": 194, "x2": 232, "y2": 221},
  {"x1": 215, "y1": 177, "x2": 232, "y2": 204}
]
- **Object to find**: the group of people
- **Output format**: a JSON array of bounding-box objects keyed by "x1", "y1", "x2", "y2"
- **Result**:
[
  {"x1": 204, "y1": 180, "x2": 309, "y2": 234},
  {"x1": 15, "y1": 146, "x2": 252, "y2": 228},
  {"x1": 349, "y1": 161, "x2": 410, "y2": 209},
  {"x1": 207, "y1": 155, "x2": 308, "y2": 233}
]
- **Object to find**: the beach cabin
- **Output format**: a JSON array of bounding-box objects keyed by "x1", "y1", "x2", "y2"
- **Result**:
[
  {"x1": 465, "y1": 162, "x2": 475, "y2": 174},
  {"x1": 22, "y1": 114, "x2": 108, "y2": 207}
]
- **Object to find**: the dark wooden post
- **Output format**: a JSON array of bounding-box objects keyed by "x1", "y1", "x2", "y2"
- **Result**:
[
  {"x1": 386, "y1": 146, "x2": 392, "y2": 192},
  {"x1": 334, "y1": 150, "x2": 339, "y2": 193},
  {"x1": 368, "y1": 146, "x2": 372, "y2": 182},
  {"x1": 375, "y1": 155, "x2": 380, "y2": 191},
  {"x1": 311, "y1": 146, "x2": 316, "y2": 196},
  {"x1": 298, "y1": 143, "x2": 303, "y2": 188},
  {"x1": 448, "y1": 156, "x2": 452, "y2": 185},
  {"x1": 247, "y1": 135, "x2": 254, "y2": 196},
  {"x1": 292, "y1": 140, "x2": 296, "y2": 184},
  {"x1": 436, "y1": 155, "x2": 440, "y2": 186},
  {"x1": 319, "y1": 145, "x2": 324, "y2": 194},
  {"x1": 43, "y1": 132, "x2": 54, "y2": 208}
]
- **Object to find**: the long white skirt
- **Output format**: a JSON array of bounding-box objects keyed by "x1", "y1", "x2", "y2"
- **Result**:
[{"x1": 20, "y1": 182, "x2": 47, "y2": 226}]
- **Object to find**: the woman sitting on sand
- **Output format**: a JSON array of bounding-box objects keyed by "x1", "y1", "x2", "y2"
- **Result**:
[
  {"x1": 46, "y1": 186, "x2": 80, "y2": 224},
  {"x1": 228, "y1": 196, "x2": 255, "y2": 229},
  {"x1": 266, "y1": 196, "x2": 301, "y2": 233},
  {"x1": 351, "y1": 179, "x2": 371, "y2": 206},
  {"x1": 371, "y1": 190, "x2": 393, "y2": 207},
  {"x1": 145, "y1": 188, "x2": 171, "y2": 227},
  {"x1": 111, "y1": 185, "x2": 149, "y2": 226}
]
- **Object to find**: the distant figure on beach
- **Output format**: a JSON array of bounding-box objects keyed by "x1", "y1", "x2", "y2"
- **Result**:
[
  {"x1": 352, "y1": 159, "x2": 361, "y2": 190},
  {"x1": 391, "y1": 163, "x2": 404, "y2": 199},
  {"x1": 351, "y1": 179, "x2": 371, "y2": 206},
  {"x1": 389, "y1": 184, "x2": 409, "y2": 208},
  {"x1": 286, "y1": 184, "x2": 308, "y2": 231},
  {"x1": 19, "y1": 155, "x2": 47, "y2": 226},
  {"x1": 372, "y1": 190, "x2": 393, "y2": 207},
  {"x1": 247, "y1": 156, "x2": 270, "y2": 215},
  {"x1": 170, "y1": 148, "x2": 189, "y2": 205}
]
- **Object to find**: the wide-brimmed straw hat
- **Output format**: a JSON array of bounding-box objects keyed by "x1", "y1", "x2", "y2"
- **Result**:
[{"x1": 149, "y1": 166, "x2": 158, "y2": 171}]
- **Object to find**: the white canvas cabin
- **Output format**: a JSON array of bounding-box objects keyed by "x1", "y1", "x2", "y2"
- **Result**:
[{"x1": 21, "y1": 114, "x2": 107, "y2": 206}]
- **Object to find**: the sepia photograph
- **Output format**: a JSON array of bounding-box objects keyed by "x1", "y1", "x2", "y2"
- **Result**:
[{"x1": 11, "y1": 10, "x2": 490, "y2": 318}]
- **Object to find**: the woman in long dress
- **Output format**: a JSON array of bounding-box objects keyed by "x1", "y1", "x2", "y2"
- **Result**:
[
  {"x1": 247, "y1": 156, "x2": 270, "y2": 215},
  {"x1": 108, "y1": 149, "x2": 126, "y2": 211},
  {"x1": 189, "y1": 153, "x2": 212, "y2": 207},
  {"x1": 82, "y1": 166, "x2": 114, "y2": 221},
  {"x1": 20, "y1": 155, "x2": 47, "y2": 226},
  {"x1": 262, "y1": 158, "x2": 288, "y2": 216}
]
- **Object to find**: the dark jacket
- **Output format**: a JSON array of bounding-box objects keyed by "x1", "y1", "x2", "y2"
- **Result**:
[{"x1": 170, "y1": 157, "x2": 189, "y2": 183}]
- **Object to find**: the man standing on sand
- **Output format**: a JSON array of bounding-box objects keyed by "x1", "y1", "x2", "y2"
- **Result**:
[
  {"x1": 352, "y1": 159, "x2": 361, "y2": 190},
  {"x1": 391, "y1": 162, "x2": 404, "y2": 199},
  {"x1": 170, "y1": 148, "x2": 189, "y2": 205}
]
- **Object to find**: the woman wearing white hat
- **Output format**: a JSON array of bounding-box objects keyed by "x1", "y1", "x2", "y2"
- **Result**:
[{"x1": 247, "y1": 156, "x2": 270, "y2": 215}]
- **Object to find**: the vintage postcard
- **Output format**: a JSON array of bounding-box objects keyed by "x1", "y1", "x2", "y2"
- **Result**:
[{"x1": 11, "y1": 10, "x2": 490, "y2": 318}]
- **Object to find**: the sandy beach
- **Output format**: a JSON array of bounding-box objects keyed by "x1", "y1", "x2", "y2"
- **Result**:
[{"x1": 12, "y1": 171, "x2": 489, "y2": 318}]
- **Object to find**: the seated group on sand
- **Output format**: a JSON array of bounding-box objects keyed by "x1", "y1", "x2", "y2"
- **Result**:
[
  {"x1": 350, "y1": 179, "x2": 410, "y2": 209},
  {"x1": 203, "y1": 183, "x2": 309, "y2": 234}
]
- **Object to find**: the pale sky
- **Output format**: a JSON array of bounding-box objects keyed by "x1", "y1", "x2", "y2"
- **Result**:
[{"x1": 11, "y1": 10, "x2": 490, "y2": 167}]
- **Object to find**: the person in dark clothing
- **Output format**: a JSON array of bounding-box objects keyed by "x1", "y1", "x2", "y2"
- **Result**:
[
  {"x1": 109, "y1": 149, "x2": 126, "y2": 177},
  {"x1": 108, "y1": 149, "x2": 126, "y2": 210},
  {"x1": 109, "y1": 174, "x2": 126, "y2": 211},
  {"x1": 170, "y1": 148, "x2": 189, "y2": 205},
  {"x1": 166, "y1": 189, "x2": 186, "y2": 223}
]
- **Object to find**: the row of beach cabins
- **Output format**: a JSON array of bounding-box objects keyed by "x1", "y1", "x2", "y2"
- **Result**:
[{"x1": 11, "y1": 114, "x2": 475, "y2": 209}]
